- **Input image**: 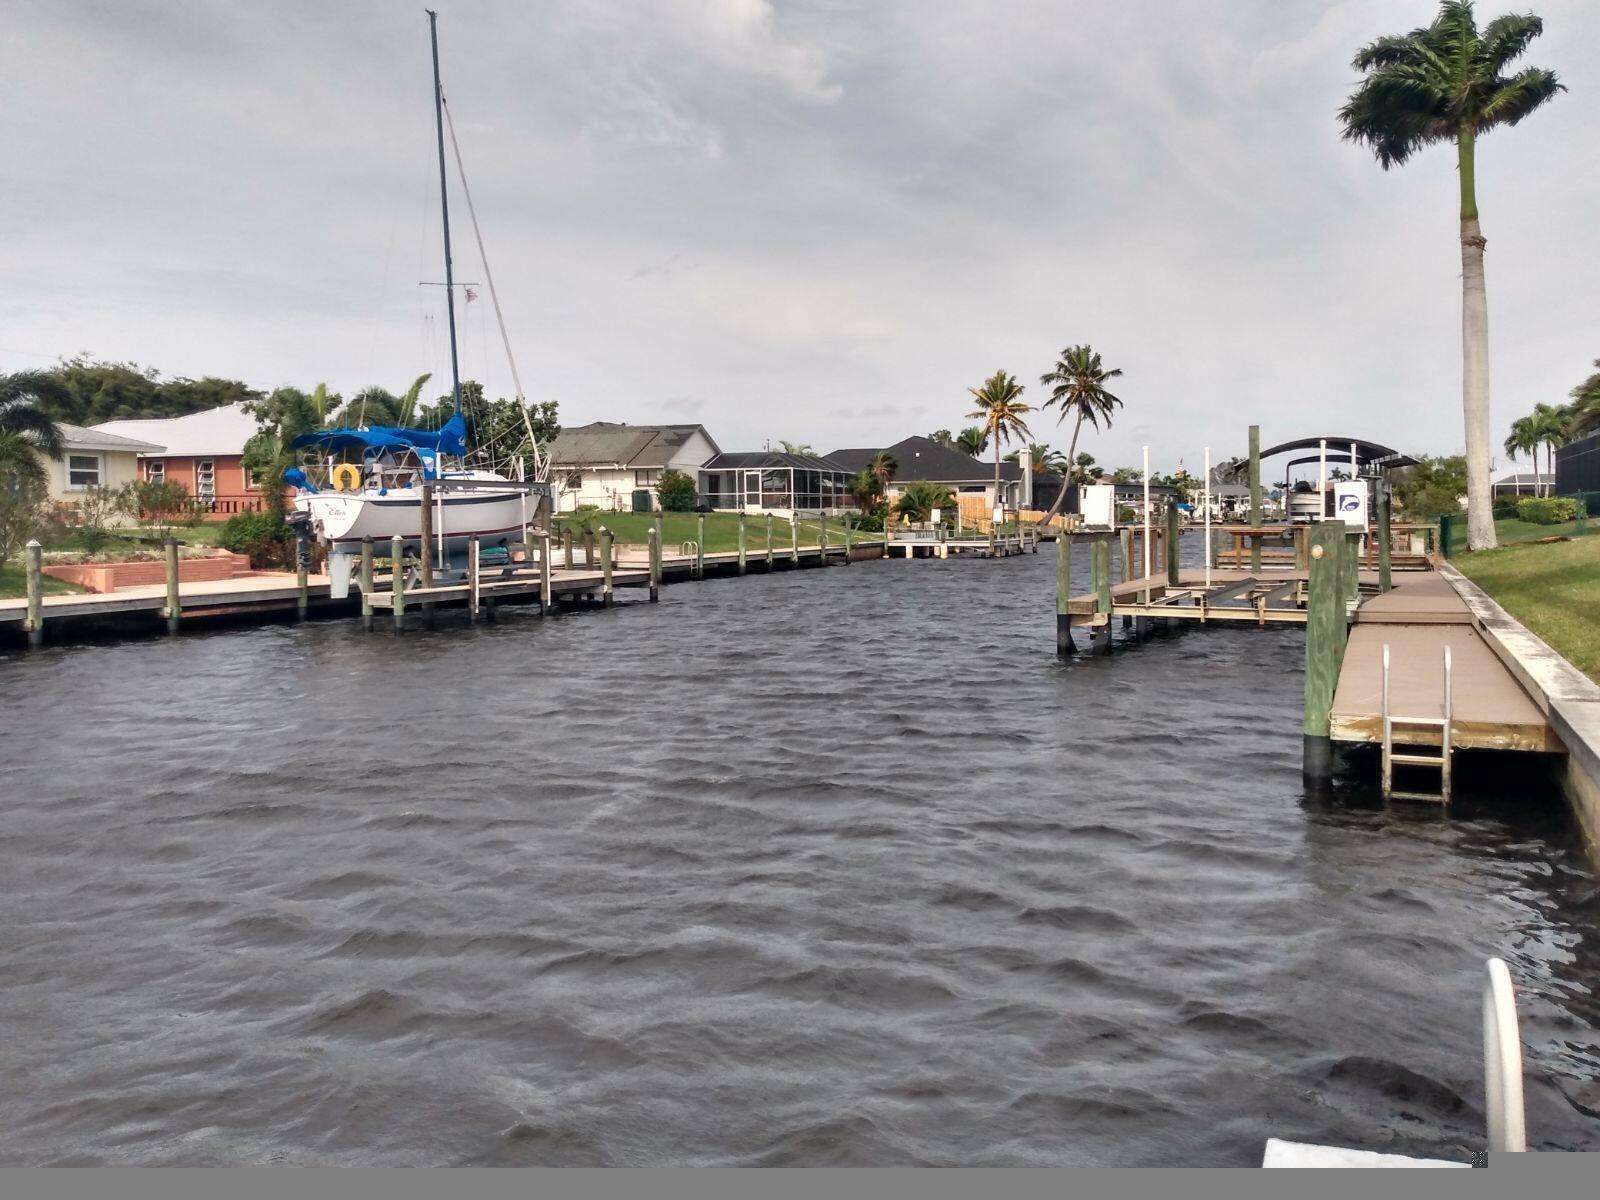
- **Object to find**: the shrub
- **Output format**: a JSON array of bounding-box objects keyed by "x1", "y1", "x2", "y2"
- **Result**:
[
  {"x1": 1492, "y1": 498, "x2": 1520, "y2": 521},
  {"x1": 1515, "y1": 496, "x2": 1577, "y2": 525},
  {"x1": 124, "y1": 479, "x2": 204, "y2": 536},
  {"x1": 219, "y1": 510, "x2": 292, "y2": 568},
  {"x1": 656, "y1": 469, "x2": 698, "y2": 512},
  {"x1": 894, "y1": 480, "x2": 956, "y2": 524},
  {"x1": 0, "y1": 473, "x2": 50, "y2": 567}
]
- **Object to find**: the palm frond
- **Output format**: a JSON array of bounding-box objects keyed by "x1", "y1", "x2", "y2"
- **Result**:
[
  {"x1": 1479, "y1": 12, "x2": 1544, "y2": 72},
  {"x1": 1477, "y1": 67, "x2": 1564, "y2": 129}
]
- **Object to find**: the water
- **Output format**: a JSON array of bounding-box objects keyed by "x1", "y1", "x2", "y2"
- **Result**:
[{"x1": 1, "y1": 544, "x2": 1597, "y2": 1165}]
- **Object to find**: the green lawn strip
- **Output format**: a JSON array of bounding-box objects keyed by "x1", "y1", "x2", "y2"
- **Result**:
[
  {"x1": 0, "y1": 563, "x2": 86, "y2": 600},
  {"x1": 1457, "y1": 536, "x2": 1600, "y2": 683}
]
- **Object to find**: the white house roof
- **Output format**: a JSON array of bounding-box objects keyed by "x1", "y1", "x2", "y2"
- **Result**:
[
  {"x1": 1494, "y1": 471, "x2": 1553, "y2": 485},
  {"x1": 56, "y1": 422, "x2": 165, "y2": 454},
  {"x1": 92, "y1": 402, "x2": 258, "y2": 457}
]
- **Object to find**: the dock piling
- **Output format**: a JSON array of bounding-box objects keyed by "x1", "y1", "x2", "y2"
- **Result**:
[
  {"x1": 24, "y1": 538, "x2": 43, "y2": 648},
  {"x1": 419, "y1": 482, "x2": 435, "y2": 628},
  {"x1": 843, "y1": 515, "x2": 852, "y2": 563},
  {"x1": 648, "y1": 526, "x2": 661, "y2": 602},
  {"x1": 1248, "y1": 424, "x2": 1262, "y2": 571},
  {"x1": 296, "y1": 556, "x2": 309, "y2": 622},
  {"x1": 1090, "y1": 536, "x2": 1113, "y2": 655},
  {"x1": 1376, "y1": 483, "x2": 1392, "y2": 593},
  {"x1": 360, "y1": 537, "x2": 374, "y2": 631},
  {"x1": 539, "y1": 533, "x2": 552, "y2": 611},
  {"x1": 696, "y1": 515, "x2": 706, "y2": 578},
  {"x1": 819, "y1": 514, "x2": 828, "y2": 564},
  {"x1": 790, "y1": 512, "x2": 799, "y2": 565},
  {"x1": 1166, "y1": 500, "x2": 1180, "y2": 586},
  {"x1": 584, "y1": 529, "x2": 596, "y2": 569},
  {"x1": 1055, "y1": 534, "x2": 1075, "y2": 656},
  {"x1": 738, "y1": 513, "x2": 747, "y2": 575},
  {"x1": 766, "y1": 513, "x2": 774, "y2": 569},
  {"x1": 163, "y1": 537, "x2": 180, "y2": 635},
  {"x1": 467, "y1": 535, "x2": 481, "y2": 622},
  {"x1": 599, "y1": 528, "x2": 614, "y2": 606},
  {"x1": 390, "y1": 536, "x2": 406, "y2": 634},
  {"x1": 1303, "y1": 521, "x2": 1348, "y2": 785},
  {"x1": 563, "y1": 529, "x2": 573, "y2": 570}
]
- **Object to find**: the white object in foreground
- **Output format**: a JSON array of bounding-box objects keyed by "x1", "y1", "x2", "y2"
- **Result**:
[{"x1": 1262, "y1": 1139, "x2": 1469, "y2": 1169}]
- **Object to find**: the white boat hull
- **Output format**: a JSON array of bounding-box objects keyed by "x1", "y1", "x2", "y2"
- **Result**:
[{"x1": 294, "y1": 482, "x2": 536, "y2": 596}]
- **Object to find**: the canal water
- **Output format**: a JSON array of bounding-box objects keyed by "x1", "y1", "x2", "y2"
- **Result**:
[{"x1": 1, "y1": 543, "x2": 1597, "y2": 1165}]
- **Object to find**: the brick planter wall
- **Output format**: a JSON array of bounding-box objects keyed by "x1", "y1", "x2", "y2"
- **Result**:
[{"x1": 43, "y1": 552, "x2": 253, "y2": 594}]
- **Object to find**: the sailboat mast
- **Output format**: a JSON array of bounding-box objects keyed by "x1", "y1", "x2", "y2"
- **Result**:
[{"x1": 427, "y1": 9, "x2": 463, "y2": 418}]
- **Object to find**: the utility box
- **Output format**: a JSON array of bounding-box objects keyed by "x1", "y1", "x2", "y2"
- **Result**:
[
  {"x1": 1334, "y1": 481, "x2": 1368, "y2": 528},
  {"x1": 631, "y1": 488, "x2": 653, "y2": 513},
  {"x1": 1079, "y1": 484, "x2": 1116, "y2": 529}
]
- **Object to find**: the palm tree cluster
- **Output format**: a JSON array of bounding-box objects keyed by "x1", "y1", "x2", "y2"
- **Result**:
[
  {"x1": 1502, "y1": 373, "x2": 1600, "y2": 494},
  {"x1": 847, "y1": 450, "x2": 898, "y2": 518},
  {"x1": 1339, "y1": 0, "x2": 1562, "y2": 550}
]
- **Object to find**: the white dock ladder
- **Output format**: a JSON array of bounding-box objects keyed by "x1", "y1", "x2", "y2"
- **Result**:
[
  {"x1": 1483, "y1": 957, "x2": 1527, "y2": 1153},
  {"x1": 1381, "y1": 643, "x2": 1453, "y2": 804}
]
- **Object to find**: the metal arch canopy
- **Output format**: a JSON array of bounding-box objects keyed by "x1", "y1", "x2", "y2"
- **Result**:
[{"x1": 1257, "y1": 435, "x2": 1417, "y2": 469}]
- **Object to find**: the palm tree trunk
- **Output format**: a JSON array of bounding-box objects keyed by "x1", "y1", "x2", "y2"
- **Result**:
[
  {"x1": 1458, "y1": 127, "x2": 1496, "y2": 550},
  {"x1": 1041, "y1": 412, "x2": 1085, "y2": 521}
]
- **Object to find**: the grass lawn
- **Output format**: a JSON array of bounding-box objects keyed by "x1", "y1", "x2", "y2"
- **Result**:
[
  {"x1": 1456, "y1": 533, "x2": 1600, "y2": 683},
  {"x1": 1446, "y1": 512, "x2": 1596, "y2": 554},
  {"x1": 552, "y1": 511, "x2": 877, "y2": 554},
  {"x1": 0, "y1": 563, "x2": 85, "y2": 600}
]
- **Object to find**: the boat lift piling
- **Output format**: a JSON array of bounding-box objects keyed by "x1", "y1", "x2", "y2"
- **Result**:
[
  {"x1": 24, "y1": 540, "x2": 43, "y2": 648},
  {"x1": 360, "y1": 537, "x2": 375, "y2": 631}
]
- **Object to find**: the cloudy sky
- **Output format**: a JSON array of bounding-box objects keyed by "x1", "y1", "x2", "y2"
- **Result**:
[{"x1": 3, "y1": 0, "x2": 1596, "y2": 472}]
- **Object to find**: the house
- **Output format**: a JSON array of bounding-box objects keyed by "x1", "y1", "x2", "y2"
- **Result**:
[
  {"x1": 44, "y1": 424, "x2": 165, "y2": 517},
  {"x1": 1493, "y1": 470, "x2": 1553, "y2": 498},
  {"x1": 828, "y1": 436, "x2": 1026, "y2": 511},
  {"x1": 697, "y1": 450, "x2": 855, "y2": 514},
  {"x1": 547, "y1": 422, "x2": 720, "y2": 512},
  {"x1": 92, "y1": 402, "x2": 267, "y2": 520}
]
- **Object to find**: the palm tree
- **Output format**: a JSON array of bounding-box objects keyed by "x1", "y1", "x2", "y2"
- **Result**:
[
  {"x1": 1568, "y1": 360, "x2": 1600, "y2": 437},
  {"x1": 894, "y1": 480, "x2": 956, "y2": 524},
  {"x1": 778, "y1": 439, "x2": 815, "y2": 456},
  {"x1": 1340, "y1": 2, "x2": 1563, "y2": 550},
  {"x1": 1531, "y1": 402, "x2": 1569, "y2": 495},
  {"x1": 847, "y1": 469, "x2": 882, "y2": 514},
  {"x1": 867, "y1": 450, "x2": 898, "y2": 493},
  {"x1": 1503, "y1": 414, "x2": 1539, "y2": 493},
  {"x1": 1037, "y1": 345, "x2": 1123, "y2": 520},
  {"x1": 955, "y1": 426, "x2": 988, "y2": 457},
  {"x1": 1069, "y1": 451, "x2": 1099, "y2": 485},
  {"x1": 966, "y1": 370, "x2": 1033, "y2": 512},
  {"x1": 0, "y1": 370, "x2": 69, "y2": 490}
]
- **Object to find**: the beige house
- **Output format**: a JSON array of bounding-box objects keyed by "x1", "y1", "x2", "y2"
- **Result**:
[{"x1": 44, "y1": 424, "x2": 165, "y2": 513}]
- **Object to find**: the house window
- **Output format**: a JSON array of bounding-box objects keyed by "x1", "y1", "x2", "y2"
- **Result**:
[
  {"x1": 635, "y1": 468, "x2": 660, "y2": 487},
  {"x1": 245, "y1": 465, "x2": 264, "y2": 489},
  {"x1": 67, "y1": 454, "x2": 102, "y2": 489},
  {"x1": 145, "y1": 459, "x2": 165, "y2": 484},
  {"x1": 196, "y1": 459, "x2": 216, "y2": 499},
  {"x1": 565, "y1": 471, "x2": 584, "y2": 490}
]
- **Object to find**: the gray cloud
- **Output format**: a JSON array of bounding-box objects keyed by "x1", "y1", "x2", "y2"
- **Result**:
[{"x1": 3, "y1": 0, "x2": 1596, "y2": 472}]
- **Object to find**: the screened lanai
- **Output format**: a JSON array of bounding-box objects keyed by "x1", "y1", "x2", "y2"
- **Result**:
[{"x1": 698, "y1": 451, "x2": 855, "y2": 514}]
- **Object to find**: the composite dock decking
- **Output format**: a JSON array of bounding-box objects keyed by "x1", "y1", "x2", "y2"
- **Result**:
[{"x1": 1334, "y1": 573, "x2": 1559, "y2": 752}]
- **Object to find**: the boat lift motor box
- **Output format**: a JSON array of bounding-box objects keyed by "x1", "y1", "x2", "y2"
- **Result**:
[
  {"x1": 1079, "y1": 484, "x2": 1116, "y2": 530},
  {"x1": 1334, "y1": 481, "x2": 1368, "y2": 528}
]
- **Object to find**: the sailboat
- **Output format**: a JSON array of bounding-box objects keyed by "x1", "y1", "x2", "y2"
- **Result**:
[{"x1": 286, "y1": 10, "x2": 549, "y2": 599}]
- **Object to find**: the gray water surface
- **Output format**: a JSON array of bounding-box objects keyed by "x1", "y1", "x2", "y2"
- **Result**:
[{"x1": 1, "y1": 546, "x2": 1597, "y2": 1164}]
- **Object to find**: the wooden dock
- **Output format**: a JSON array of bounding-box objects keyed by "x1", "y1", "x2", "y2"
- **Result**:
[{"x1": 1056, "y1": 527, "x2": 1563, "y2": 767}]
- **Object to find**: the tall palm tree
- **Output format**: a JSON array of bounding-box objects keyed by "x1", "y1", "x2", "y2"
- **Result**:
[
  {"x1": 1038, "y1": 345, "x2": 1123, "y2": 520},
  {"x1": 1340, "y1": 2, "x2": 1563, "y2": 550},
  {"x1": 778, "y1": 439, "x2": 815, "y2": 456},
  {"x1": 966, "y1": 370, "x2": 1033, "y2": 512},
  {"x1": 0, "y1": 370, "x2": 69, "y2": 490},
  {"x1": 955, "y1": 426, "x2": 988, "y2": 457}
]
